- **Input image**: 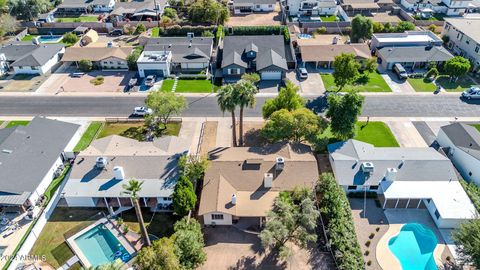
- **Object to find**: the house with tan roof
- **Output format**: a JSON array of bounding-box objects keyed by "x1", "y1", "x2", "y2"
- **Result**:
[
  {"x1": 61, "y1": 135, "x2": 189, "y2": 212},
  {"x1": 198, "y1": 143, "x2": 318, "y2": 226},
  {"x1": 62, "y1": 46, "x2": 134, "y2": 70},
  {"x1": 297, "y1": 35, "x2": 370, "y2": 68}
]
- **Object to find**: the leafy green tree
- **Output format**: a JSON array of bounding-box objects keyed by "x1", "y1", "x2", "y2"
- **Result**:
[
  {"x1": 0, "y1": 14, "x2": 17, "y2": 37},
  {"x1": 78, "y1": 59, "x2": 93, "y2": 72},
  {"x1": 261, "y1": 108, "x2": 325, "y2": 143},
  {"x1": 316, "y1": 173, "x2": 364, "y2": 270},
  {"x1": 188, "y1": 0, "x2": 230, "y2": 24},
  {"x1": 201, "y1": 30, "x2": 214, "y2": 37},
  {"x1": 172, "y1": 176, "x2": 196, "y2": 216},
  {"x1": 10, "y1": 0, "x2": 52, "y2": 20},
  {"x1": 145, "y1": 92, "x2": 187, "y2": 134},
  {"x1": 122, "y1": 179, "x2": 151, "y2": 246},
  {"x1": 160, "y1": 16, "x2": 173, "y2": 30},
  {"x1": 363, "y1": 57, "x2": 378, "y2": 74},
  {"x1": 262, "y1": 80, "x2": 305, "y2": 119},
  {"x1": 260, "y1": 187, "x2": 319, "y2": 260},
  {"x1": 178, "y1": 155, "x2": 208, "y2": 184},
  {"x1": 233, "y1": 80, "x2": 258, "y2": 146},
  {"x1": 428, "y1": 24, "x2": 437, "y2": 32},
  {"x1": 332, "y1": 53, "x2": 360, "y2": 91},
  {"x1": 134, "y1": 23, "x2": 146, "y2": 35},
  {"x1": 444, "y1": 56, "x2": 471, "y2": 81},
  {"x1": 173, "y1": 217, "x2": 207, "y2": 269},
  {"x1": 126, "y1": 48, "x2": 141, "y2": 71},
  {"x1": 394, "y1": 21, "x2": 415, "y2": 32},
  {"x1": 135, "y1": 237, "x2": 180, "y2": 270},
  {"x1": 350, "y1": 15, "x2": 372, "y2": 42},
  {"x1": 452, "y1": 219, "x2": 480, "y2": 268},
  {"x1": 217, "y1": 84, "x2": 238, "y2": 147},
  {"x1": 62, "y1": 32, "x2": 79, "y2": 44},
  {"x1": 163, "y1": 7, "x2": 178, "y2": 20},
  {"x1": 426, "y1": 67, "x2": 439, "y2": 79},
  {"x1": 384, "y1": 22, "x2": 394, "y2": 33},
  {"x1": 372, "y1": 22, "x2": 384, "y2": 33},
  {"x1": 326, "y1": 90, "x2": 364, "y2": 140},
  {"x1": 241, "y1": 73, "x2": 260, "y2": 84}
]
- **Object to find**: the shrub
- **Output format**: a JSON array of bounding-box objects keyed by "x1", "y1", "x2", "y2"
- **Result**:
[
  {"x1": 90, "y1": 76, "x2": 104, "y2": 85},
  {"x1": 442, "y1": 35, "x2": 450, "y2": 44},
  {"x1": 367, "y1": 260, "x2": 372, "y2": 266},
  {"x1": 134, "y1": 23, "x2": 146, "y2": 35},
  {"x1": 364, "y1": 250, "x2": 370, "y2": 256},
  {"x1": 369, "y1": 233, "x2": 375, "y2": 239},
  {"x1": 215, "y1": 25, "x2": 224, "y2": 42},
  {"x1": 428, "y1": 24, "x2": 436, "y2": 32},
  {"x1": 122, "y1": 224, "x2": 129, "y2": 234},
  {"x1": 283, "y1": 25, "x2": 290, "y2": 43},
  {"x1": 376, "y1": 227, "x2": 380, "y2": 232},
  {"x1": 227, "y1": 25, "x2": 286, "y2": 36},
  {"x1": 426, "y1": 67, "x2": 439, "y2": 79},
  {"x1": 78, "y1": 59, "x2": 92, "y2": 72},
  {"x1": 164, "y1": 25, "x2": 215, "y2": 36},
  {"x1": 365, "y1": 240, "x2": 371, "y2": 247},
  {"x1": 315, "y1": 26, "x2": 327, "y2": 34},
  {"x1": 201, "y1": 30, "x2": 214, "y2": 37},
  {"x1": 62, "y1": 32, "x2": 78, "y2": 44}
]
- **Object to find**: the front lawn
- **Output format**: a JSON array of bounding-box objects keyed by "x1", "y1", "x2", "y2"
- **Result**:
[
  {"x1": 436, "y1": 75, "x2": 476, "y2": 92},
  {"x1": 320, "y1": 15, "x2": 339, "y2": 22},
  {"x1": 56, "y1": 16, "x2": 98, "y2": 22},
  {"x1": 73, "y1": 121, "x2": 103, "y2": 152},
  {"x1": 151, "y1": 27, "x2": 160, "y2": 37},
  {"x1": 97, "y1": 122, "x2": 181, "y2": 140},
  {"x1": 321, "y1": 72, "x2": 391, "y2": 92},
  {"x1": 407, "y1": 78, "x2": 437, "y2": 92},
  {"x1": 5, "y1": 120, "x2": 30, "y2": 128},
  {"x1": 161, "y1": 79, "x2": 216, "y2": 93}
]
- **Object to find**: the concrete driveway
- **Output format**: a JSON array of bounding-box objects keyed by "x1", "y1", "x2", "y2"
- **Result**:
[
  {"x1": 381, "y1": 71, "x2": 415, "y2": 93},
  {"x1": 386, "y1": 121, "x2": 428, "y2": 147},
  {"x1": 286, "y1": 66, "x2": 325, "y2": 94}
]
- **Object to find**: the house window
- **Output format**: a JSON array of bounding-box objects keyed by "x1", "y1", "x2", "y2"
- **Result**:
[
  {"x1": 212, "y1": 214, "x2": 224, "y2": 220},
  {"x1": 347, "y1": 185, "x2": 357, "y2": 190},
  {"x1": 466, "y1": 40, "x2": 470, "y2": 45},
  {"x1": 475, "y1": 46, "x2": 479, "y2": 53},
  {"x1": 369, "y1": 185, "x2": 379, "y2": 190},
  {"x1": 230, "y1": 68, "x2": 238, "y2": 75},
  {"x1": 434, "y1": 209, "x2": 440, "y2": 219},
  {"x1": 31, "y1": 66, "x2": 38, "y2": 70}
]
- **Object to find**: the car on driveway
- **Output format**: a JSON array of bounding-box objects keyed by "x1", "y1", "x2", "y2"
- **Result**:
[
  {"x1": 461, "y1": 86, "x2": 480, "y2": 100},
  {"x1": 132, "y1": 106, "x2": 152, "y2": 116},
  {"x1": 297, "y1": 67, "x2": 308, "y2": 79},
  {"x1": 144, "y1": 75, "x2": 156, "y2": 87},
  {"x1": 393, "y1": 63, "x2": 408, "y2": 80},
  {"x1": 108, "y1": 29, "x2": 123, "y2": 36}
]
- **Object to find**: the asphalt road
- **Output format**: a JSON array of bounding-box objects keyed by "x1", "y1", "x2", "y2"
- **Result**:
[{"x1": 1, "y1": 95, "x2": 480, "y2": 117}]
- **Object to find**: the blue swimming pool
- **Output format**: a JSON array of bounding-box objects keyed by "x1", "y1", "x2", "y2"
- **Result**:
[
  {"x1": 388, "y1": 223, "x2": 438, "y2": 270},
  {"x1": 74, "y1": 224, "x2": 130, "y2": 267},
  {"x1": 38, "y1": 35, "x2": 63, "y2": 43}
]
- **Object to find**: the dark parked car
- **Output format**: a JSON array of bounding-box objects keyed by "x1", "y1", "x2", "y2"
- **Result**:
[
  {"x1": 393, "y1": 63, "x2": 408, "y2": 80},
  {"x1": 108, "y1": 29, "x2": 123, "y2": 36}
]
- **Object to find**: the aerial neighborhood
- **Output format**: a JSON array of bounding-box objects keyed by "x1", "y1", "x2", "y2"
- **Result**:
[{"x1": 0, "y1": 0, "x2": 480, "y2": 269}]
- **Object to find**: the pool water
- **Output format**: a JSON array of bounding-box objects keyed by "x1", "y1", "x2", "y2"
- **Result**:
[
  {"x1": 38, "y1": 35, "x2": 63, "y2": 43},
  {"x1": 388, "y1": 223, "x2": 438, "y2": 270},
  {"x1": 74, "y1": 224, "x2": 130, "y2": 267}
]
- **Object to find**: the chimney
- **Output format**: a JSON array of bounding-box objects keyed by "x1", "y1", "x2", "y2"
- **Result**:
[
  {"x1": 113, "y1": 166, "x2": 125, "y2": 180},
  {"x1": 275, "y1": 157, "x2": 285, "y2": 171},
  {"x1": 231, "y1": 194, "x2": 237, "y2": 205},
  {"x1": 361, "y1": 162, "x2": 374, "y2": 174},
  {"x1": 96, "y1": 157, "x2": 107, "y2": 168},
  {"x1": 385, "y1": 168, "x2": 397, "y2": 181},
  {"x1": 264, "y1": 173, "x2": 273, "y2": 188}
]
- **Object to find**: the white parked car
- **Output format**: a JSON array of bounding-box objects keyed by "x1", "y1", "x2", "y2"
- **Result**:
[
  {"x1": 132, "y1": 106, "x2": 152, "y2": 116},
  {"x1": 462, "y1": 87, "x2": 480, "y2": 100},
  {"x1": 144, "y1": 75, "x2": 156, "y2": 87}
]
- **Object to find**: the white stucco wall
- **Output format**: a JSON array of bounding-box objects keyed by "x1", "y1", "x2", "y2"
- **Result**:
[
  {"x1": 13, "y1": 47, "x2": 64, "y2": 75},
  {"x1": 180, "y1": 62, "x2": 209, "y2": 69},
  {"x1": 27, "y1": 157, "x2": 63, "y2": 207},
  {"x1": 203, "y1": 212, "x2": 233, "y2": 225},
  {"x1": 65, "y1": 197, "x2": 96, "y2": 207},
  {"x1": 101, "y1": 56, "x2": 128, "y2": 70}
]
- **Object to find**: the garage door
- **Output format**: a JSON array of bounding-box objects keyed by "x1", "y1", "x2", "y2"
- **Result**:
[
  {"x1": 261, "y1": 71, "x2": 282, "y2": 80},
  {"x1": 142, "y1": 69, "x2": 164, "y2": 78}
]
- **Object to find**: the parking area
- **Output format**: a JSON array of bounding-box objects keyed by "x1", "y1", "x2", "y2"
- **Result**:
[
  {"x1": 226, "y1": 4, "x2": 282, "y2": 26},
  {"x1": 37, "y1": 68, "x2": 137, "y2": 93}
]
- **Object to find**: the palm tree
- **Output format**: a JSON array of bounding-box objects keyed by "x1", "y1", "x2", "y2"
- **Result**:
[
  {"x1": 234, "y1": 80, "x2": 258, "y2": 146},
  {"x1": 122, "y1": 179, "x2": 151, "y2": 246},
  {"x1": 217, "y1": 84, "x2": 238, "y2": 147}
]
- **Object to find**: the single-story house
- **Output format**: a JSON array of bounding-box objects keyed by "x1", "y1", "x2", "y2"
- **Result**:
[
  {"x1": 370, "y1": 31, "x2": 443, "y2": 51},
  {"x1": 62, "y1": 46, "x2": 134, "y2": 70},
  {"x1": 285, "y1": 0, "x2": 337, "y2": 16},
  {"x1": 37, "y1": 12, "x2": 55, "y2": 23},
  {"x1": 221, "y1": 35, "x2": 288, "y2": 82},
  {"x1": 401, "y1": 0, "x2": 472, "y2": 15},
  {"x1": 62, "y1": 135, "x2": 189, "y2": 212},
  {"x1": 138, "y1": 37, "x2": 213, "y2": 77},
  {"x1": 376, "y1": 45, "x2": 453, "y2": 70},
  {"x1": 0, "y1": 42, "x2": 65, "y2": 75},
  {"x1": 231, "y1": 0, "x2": 276, "y2": 14},
  {"x1": 297, "y1": 35, "x2": 371, "y2": 68},
  {"x1": 198, "y1": 143, "x2": 318, "y2": 226},
  {"x1": 328, "y1": 139, "x2": 477, "y2": 229},
  {"x1": 0, "y1": 117, "x2": 81, "y2": 212},
  {"x1": 91, "y1": 0, "x2": 116, "y2": 12},
  {"x1": 109, "y1": 0, "x2": 166, "y2": 21},
  {"x1": 56, "y1": 0, "x2": 93, "y2": 15},
  {"x1": 437, "y1": 123, "x2": 480, "y2": 186},
  {"x1": 341, "y1": 0, "x2": 393, "y2": 15}
]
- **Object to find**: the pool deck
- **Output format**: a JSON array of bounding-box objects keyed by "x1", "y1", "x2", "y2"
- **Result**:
[
  {"x1": 65, "y1": 218, "x2": 136, "y2": 268},
  {"x1": 376, "y1": 209, "x2": 448, "y2": 270}
]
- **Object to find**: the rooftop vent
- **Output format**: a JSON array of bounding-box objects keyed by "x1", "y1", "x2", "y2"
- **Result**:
[
  {"x1": 113, "y1": 166, "x2": 125, "y2": 180},
  {"x1": 264, "y1": 173, "x2": 273, "y2": 188},
  {"x1": 96, "y1": 156, "x2": 107, "y2": 168},
  {"x1": 385, "y1": 168, "x2": 397, "y2": 181},
  {"x1": 361, "y1": 162, "x2": 374, "y2": 173},
  {"x1": 2, "y1": 149, "x2": 12, "y2": 154},
  {"x1": 231, "y1": 194, "x2": 237, "y2": 205},
  {"x1": 276, "y1": 156, "x2": 285, "y2": 171}
]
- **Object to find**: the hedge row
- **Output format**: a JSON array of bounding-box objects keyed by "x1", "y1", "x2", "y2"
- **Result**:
[
  {"x1": 225, "y1": 25, "x2": 290, "y2": 43},
  {"x1": 161, "y1": 25, "x2": 216, "y2": 36},
  {"x1": 317, "y1": 173, "x2": 364, "y2": 270}
]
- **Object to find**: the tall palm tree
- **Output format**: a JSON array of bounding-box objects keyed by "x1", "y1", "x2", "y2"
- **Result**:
[
  {"x1": 217, "y1": 84, "x2": 238, "y2": 147},
  {"x1": 122, "y1": 179, "x2": 151, "y2": 246},
  {"x1": 234, "y1": 80, "x2": 258, "y2": 146}
]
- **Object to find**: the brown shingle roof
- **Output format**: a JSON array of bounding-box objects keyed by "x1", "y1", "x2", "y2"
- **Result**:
[
  {"x1": 62, "y1": 46, "x2": 134, "y2": 62},
  {"x1": 299, "y1": 43, "x2": 371, "y2": 62},
  {"x1": 198, "y1": 143, "x2": 318, "y2": 217}
]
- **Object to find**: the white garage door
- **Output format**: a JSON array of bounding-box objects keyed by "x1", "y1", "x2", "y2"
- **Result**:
[{"x1": 261, "y1": 71, "x2": 282, "y2": 80}]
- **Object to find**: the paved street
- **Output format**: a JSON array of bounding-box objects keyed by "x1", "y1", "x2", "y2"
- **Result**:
[{"x1": 1, "y1": 95, "x2": 480, "y2": 117}]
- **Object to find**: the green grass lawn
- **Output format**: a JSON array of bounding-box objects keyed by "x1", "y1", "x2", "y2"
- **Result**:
[
  {"x1": 5, "y1": 120, "x2": 30, "y2": 128},
  {"x1": 151, "y1": 27, "x2": 160, "y2": 37},
  {"x1": 21, "y1": 34, "x2": 39, "y2": 41},
  {"x1": 97, "y1": 122, "x2": 181, "y2": 140},
  {"x1": 321, "y1": 72, "x2": 391, "y2": 92},
  {"x1": 320, "y1": 15, "x2": 339, "y2": 22},
  {"x1": 407, "y1": 78, "x2": 437, "y2": 92},
  {"x1": 56, "y1": 16, "x2": 98, "y2": 22},
  {"x1": 161, "y1": 79, "x2": 216, "y2": 93},
  {"x1": 73, "y1": 122, "x2": 103, "y2": 152},
  {"x1": 436, "y1": 75, "x2": 476, "y2": 92},
  {"x1": 119, "y1": 209, "x2": 180, "y2": 238}
]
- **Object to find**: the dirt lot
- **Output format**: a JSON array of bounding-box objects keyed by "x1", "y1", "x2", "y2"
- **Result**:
[
  {"x1": 0, "y1": 74, "x2": 48, "y2": 92},
  {"x1": 227, "y1": 3, "x2": 281, "y2": 26}
]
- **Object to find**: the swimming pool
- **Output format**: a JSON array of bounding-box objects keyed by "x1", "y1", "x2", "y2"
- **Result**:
[
  {"x1": 38, "y1": 35, "x2": 63, "y2": 43},
  {"x1": 388, "y1": 223, "x2": 438, "y2": 270},
  {"x1": 74, "y1": 224, "x2": 131, "y2": 267}
]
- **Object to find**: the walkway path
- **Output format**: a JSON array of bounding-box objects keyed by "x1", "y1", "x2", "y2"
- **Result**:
[{"x1": 386, "y1": 121, "x2": 427, "y2": 147}]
